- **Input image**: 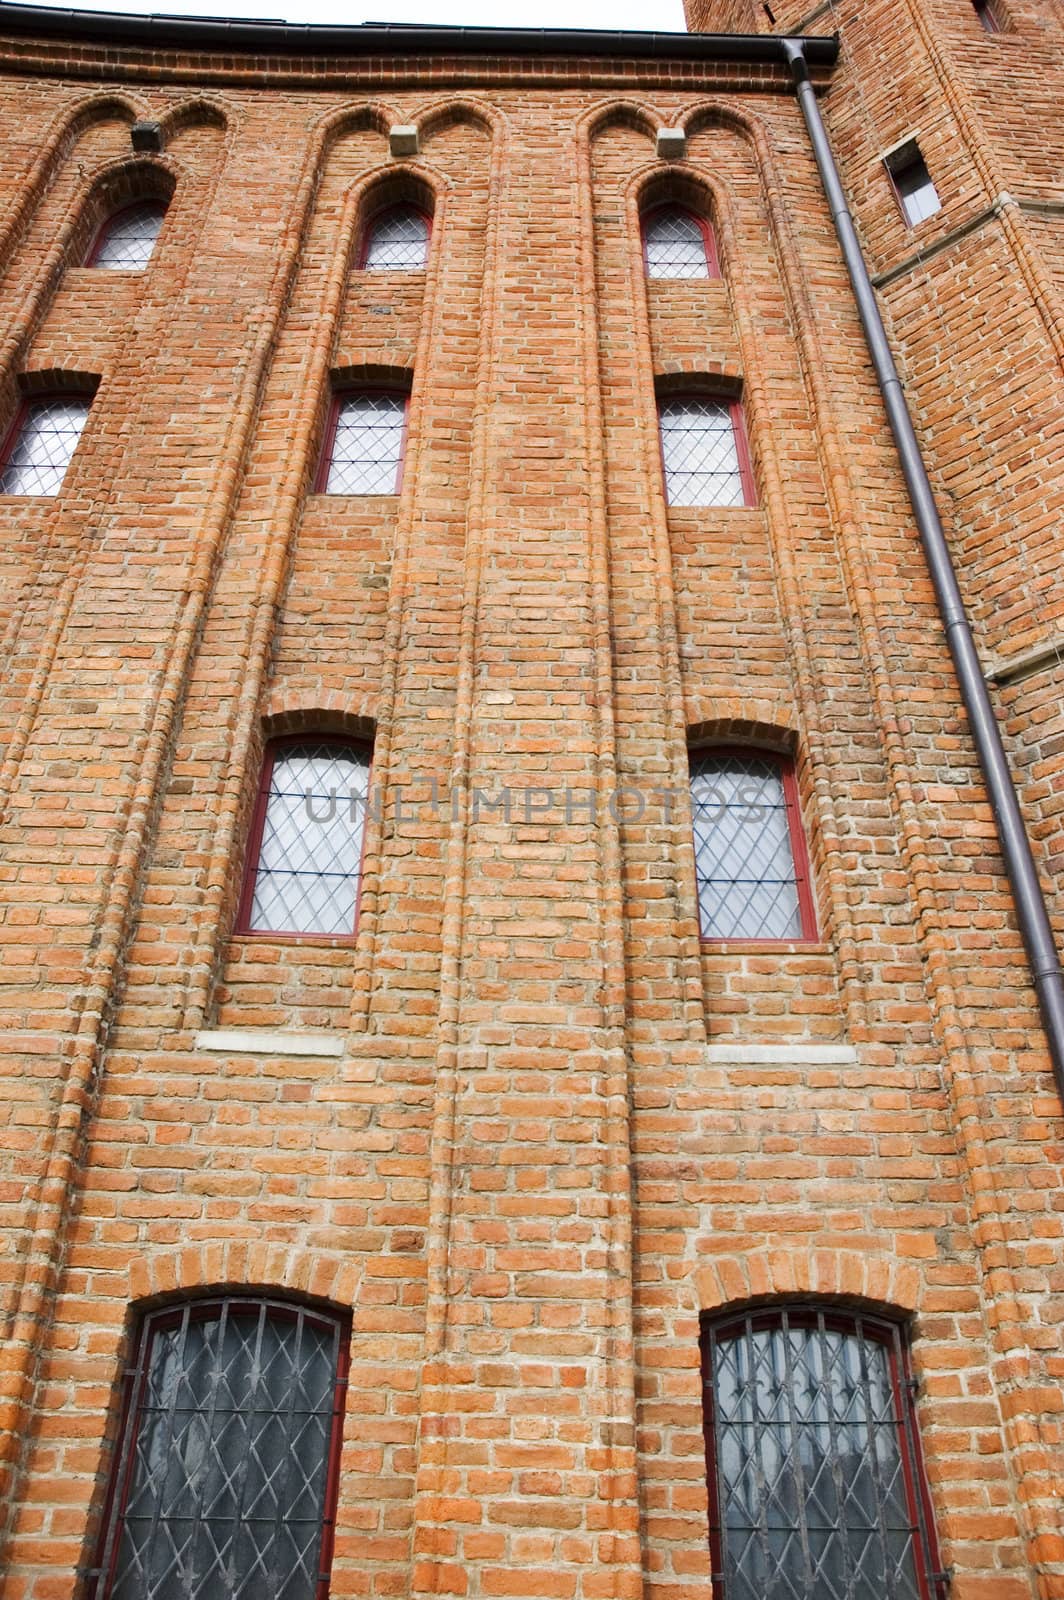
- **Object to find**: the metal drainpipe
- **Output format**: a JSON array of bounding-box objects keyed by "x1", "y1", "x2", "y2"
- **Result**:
[{"x1": 782, "y1": 36, "x2": 1064, "y2": 1104}]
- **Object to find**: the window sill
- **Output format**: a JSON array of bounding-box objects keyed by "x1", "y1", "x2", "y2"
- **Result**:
[{"x1": 700, "y1": 939, "x2": 830, "y2": 954}]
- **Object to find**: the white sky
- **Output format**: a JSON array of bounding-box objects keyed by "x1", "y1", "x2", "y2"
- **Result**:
[{"x1": 25, "y1": 0, "x2": 688, "y2": 30}]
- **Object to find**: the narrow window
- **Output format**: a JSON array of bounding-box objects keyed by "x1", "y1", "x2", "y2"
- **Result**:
[
  {"x1": 87, "y1": 202, "x2": 166, "y2": 270},
  {"x1": 0, "y1": 394, "x2": 91, "y2": 496},
  {"x1": 360, "y1": 204, "x2": 430, "y2": 271},
  {"x1": 701, "y1": 1306, "x2": 946, "y2": 1600},
  {"x1": 318, "y1": 390, "x2": 407, "y2": 495},
  {"x1": 885, "y1": 142, "x2": 941, "y2": 227},
  {"x1": 690, "y1": 748, "x2": 816, "y2": 942},
  {"x1": 238, "y1": 738, "x2": 372, "y2": 937},
  {"x1": 643, "y1": 205, "x2": 718, "y2": 279},
  {"x1": 659, "y1": 395, "x2": 755, "y2": 508},
  {"x1": 91, "y1": 1297, "x2": 349, "y2": 1600},
  {"x1": 973, "y1": 0, "x2": 1003, "y2": 30}
]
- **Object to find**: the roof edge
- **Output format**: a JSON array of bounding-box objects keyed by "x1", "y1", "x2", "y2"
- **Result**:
[{"x1": 0, "y1": 5, "x2": 839, "y2": 65}]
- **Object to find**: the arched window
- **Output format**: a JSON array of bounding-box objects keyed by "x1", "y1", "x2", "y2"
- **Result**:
[
  {"x1": 701, "y1": 1305, "x2": 946, "y2": 1600},
  {"x1": 360, "y1": 204, "x2": 430, "y2": 271},
  {"x1": 238, "y1": 737, "x2": 372, "y2": 937},
  {"x1": 642, "y1": 204, "x2": 718, "y2": 279},
  {"x1": 689, "y1": 747, "x2": 816, "y2": 942},
  {"x1": 90, "y1": 1296, "x2": 349, "y2": 1600},
  {"x1": 87, "y1": 201, "x2": 167, "y2": 270},
  {"x1": 0, "y1": 392, "x2": 92, "y2": 496},
  {"x1": 658, "y1": 394, "x2": 755, "y2": 507},
  {"x1": 317, "y1": 388, "x2": 408, "y2": 495}
]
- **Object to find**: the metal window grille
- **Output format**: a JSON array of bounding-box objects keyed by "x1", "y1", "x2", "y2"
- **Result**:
[
  {"x1": 323, "y1": 391, "x2": 406, "y2": 495},
  {"x1": 241, "y1": 740, "x2": 372, "y2": 937},
  {"x1": 690, "y1": 749, "x2": 813, "y2": 941},
  {"x1": 0, "y1": 395, "x2": 91, "y2": 496},
  {"x1": 363, "y1": 205, "x2": 429, "y2": 270},
  {"x1": 659, "y1": 397, "x2": 748, "y2": 507},
  {"x1": 91, "y1": 202, "x2": 166, "y2": 270},
  {"x1": 701, "y1": 1307, "x2": 948, "y2": 1600},
  {"x1": 92, "y1": 1297, "x2": 349, "y2": 1600},
  {"x1": 644, "y1": 207, "x2": 712, "y2": 279}
]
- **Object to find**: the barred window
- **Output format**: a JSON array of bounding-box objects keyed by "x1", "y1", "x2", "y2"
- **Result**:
[
  {"x1": 318, "y1": 390, "x2": 407, "y2": 495},
  {"x1": 91, "y1": 1297, "x2": 349, "y2": 1600},
  {"x1": 238, "y1": 738, "x2": 372, "y2": 938},
  {"x1": 643, "y1": 205, "x2": 717, "y2": 279},
  {"x1": 658, "y1": 395, "x2": 754, "y2": 507},
  {"x1": 690, "y1": 748, "x2": 816, "y2": 942},
  {"x1": 0, "y1": 394, "x2": 91, "y2": 496},
  {"x1": 701, "y1": 1306, "x2": 946, "y2": 1600},
  {"x1": 89, "y1": 202, "x2": 166, "y2": 270},
  {"x1": 361, "y1": 204, "x2": 430, "y2": 270}
]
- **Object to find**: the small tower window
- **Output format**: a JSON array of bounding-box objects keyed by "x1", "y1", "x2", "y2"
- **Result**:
[
  {"x1": 0, "y1": 393, "x2": 91, "y2": 496},
  {"x1": 689, "y1": 747, "x2": 816, "y2": 942},
  {"x1": 317, "y1": 390, "x2": 408, "y2": 495},
  {"x1": 360, "y1": 205, "x2": 430, "y2": 271},
  {"x1": 701, "y1": 1306, "x2": 946, "y2": 1600},
  {"x1": 238, "y1": 738, "x2": 372, "y2": 938},
  {"x1": 658, "y1": 394, "x2": 755, "y2": 507},
  {"x1": 642, "y1": 205, "x2": 718, "y2": 279},
  {"x1": 973, "y1": 0, "x2": 1003, "y2": 31},
  {"x1": 87, "y1": 201, "x2": 166, "y2": 270},
  {"x1": 885, "y1": 142, "x2": 941, "y2": 227}
]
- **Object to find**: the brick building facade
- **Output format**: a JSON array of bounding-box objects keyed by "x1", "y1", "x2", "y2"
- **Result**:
[{"x1": 0, "y1": 0, "x2": 1061, "y2": 1596}]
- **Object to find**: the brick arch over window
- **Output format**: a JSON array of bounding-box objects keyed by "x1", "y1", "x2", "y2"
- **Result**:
[
  {"x1": 693, "y1": 1248, "x2": 923, "y2": 1320},
  {"x1": 126, "y1": 1243, "x2": 361, "y2": 1310},
  {"x1": 414, "y1": 94, "x2": 502, "y2": 145},
  {"x1": 261, "y1": 697, "x2": 376, "y2": 745}
]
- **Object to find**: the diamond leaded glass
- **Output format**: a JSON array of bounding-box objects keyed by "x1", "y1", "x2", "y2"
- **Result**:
[
  {"x1": 247, "y1": 741, "x2": 371, "y2": 936},
  {"x1": 363, "y1": 206, "x2": 429, "y2": 270},
  {"x1": 704, "y1": 1311, "x2": 939, "y2": 1600},
  {"x1": 91, "y1": 202, "x2": 166, "y2": 270},
  {"x1": 690, "y1": 751, "x2": 805, "y2": 941},
  {"x1": 324, "y1": 392, "x2": 406, "y2": 495},
  {"x1": 98, "y1": 1299, "x2": 347, "y2": 1600},
  {"x1": 659, "y1": 398, "x2": 747, "y2": 507},
  {"x1": 0, "y1": 396, "x2": 91, "y2": 496},
  {"x1": 644, "y1": 207, "x2": 712, "y2": 279}
]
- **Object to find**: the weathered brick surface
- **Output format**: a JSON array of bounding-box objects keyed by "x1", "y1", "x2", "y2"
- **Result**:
[{"x1": 0, "y1": 4, "x2": 1061, "y2": 1598}]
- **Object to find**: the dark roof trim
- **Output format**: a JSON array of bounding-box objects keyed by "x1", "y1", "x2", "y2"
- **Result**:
[{"x1": 0, "y1": 5, "x2": 839, "y2": 65}]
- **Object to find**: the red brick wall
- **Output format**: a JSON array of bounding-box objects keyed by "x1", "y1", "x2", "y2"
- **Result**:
[{"x1": 0, "y1": 14, "x2": 1061, "y2": 1600}]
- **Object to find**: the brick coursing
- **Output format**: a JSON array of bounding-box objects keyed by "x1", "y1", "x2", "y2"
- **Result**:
[{"x1": 0, "y1": 2, "x2": 1061, "y2": 1596}]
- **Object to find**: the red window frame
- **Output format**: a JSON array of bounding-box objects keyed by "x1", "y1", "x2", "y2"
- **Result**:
[
  {"x1": 84, "y1": 200, "x2": 167, "y2": 268},
  {"x1": 356, "y1": 201, "x2": 433, "y2": 270},
  {"x1": 0, "y1": 389, "x2": 93, "y2": 496},
  {"x1": 700, "y1": 1305, "x2": 947, "y2": 1600},
  {"x1": 88, "y1": 1295, "x2": 350, "y2": 1600},
  {"x1": 689, "y1": 745, "x2": 817, "y2": 945},
  {"x1": 641, "y1": 202, "x2": 720, "y2": 278},
  {"x1": 657, "y1": 392, "x2": 757, "y2": 509},
  {"x1": 236, "y1": 733, "x2": 373, "y2": 940},
  {"x1": 314, "y1": 386, "x2": 409, "y2": 495}
]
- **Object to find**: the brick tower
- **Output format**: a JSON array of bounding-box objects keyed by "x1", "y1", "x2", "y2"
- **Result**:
[{"x1": 0, "y1": 3, "x2": 1061, "y2": 1599}]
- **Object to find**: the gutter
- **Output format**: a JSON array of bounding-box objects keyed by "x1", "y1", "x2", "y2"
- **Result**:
[
  {"x1": 783, "y1": 36, "x2": 1064, "y2": 1104},
  {"x1": 0, "y1": 5, "x2": 839, "y2": 63}
]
